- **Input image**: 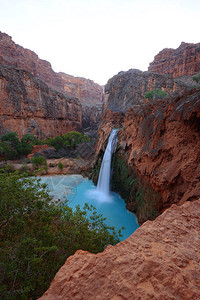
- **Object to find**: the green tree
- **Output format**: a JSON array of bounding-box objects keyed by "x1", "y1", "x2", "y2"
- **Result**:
[
  {"x1": 21, "y1": 133, "x2": 39, "y2": 145},
  {"x1": 48, "y1": 131, "x2": 90, "y2": 151},
  {"x1": 0, "y1": 171, "x2": 120, "y2": 299},
  {"x1": 0, "y1": 141, "x2": 17, "y2": 160},
  {"x1": 0, "y1": 132, "x2": 34, "y2": 159},
  {"x1": 31, "y1": 155, "x2": 47, "y2": 168},
  {"x1": 145, "y1": 88, "x2": 167, "y2": 101}
]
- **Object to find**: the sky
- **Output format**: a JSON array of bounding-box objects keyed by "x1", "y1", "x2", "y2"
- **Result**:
[{"x1": 0, "y1": 0, "x2": 200, "y2": 85}]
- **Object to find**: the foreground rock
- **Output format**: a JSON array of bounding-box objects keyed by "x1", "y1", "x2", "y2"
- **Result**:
[{"x1": 39, "y1": 199, "x2": 200, "y2": 300}]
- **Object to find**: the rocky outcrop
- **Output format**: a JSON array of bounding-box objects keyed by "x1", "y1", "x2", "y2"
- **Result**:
[
  {"x1": 0, "y1": 31, "x2": 63, "y2": 89},
  {"x1": 0, "y1": 65, "x2": 82, "y2": 138},
  {"x1": 148, "y1": 42, "x2": 200, "y2": 77},
  {"x1": 39, "y1": 198, "x2": 200, "y2": 300},
  {"x1": 104, "y1": 69, "x2": 192, "y2": 113},
  {"x1": 0, "y1": 31, "x2": 103, "y2": 130},
  {"x1": 95, "y1": 65, "x2": 200, "y2": 223}
]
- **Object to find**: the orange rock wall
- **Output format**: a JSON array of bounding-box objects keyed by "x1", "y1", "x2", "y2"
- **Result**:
[
  {"x1": 39, "y1": 199, "x2": 200, "y2": 300},
  {"x1": 148, "y1": 42, "x2": 200, "y2": 77},
  {"x1": 96, "y1": 65, "x2": 200, "y2": 223},
  {"x1": 0, "y1": 31, "x2": 103, "y2": 130},
  {"x1": 0, "y1": 65, "x2": 82, "y2": 138},
  {"x1": 96, "y1": 88, "x2": 200, "y2": 223}
]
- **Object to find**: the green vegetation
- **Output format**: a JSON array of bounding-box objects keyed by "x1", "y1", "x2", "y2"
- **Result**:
[
  {"x1": 192, "y1": 74, "x2": 200, "y2": 83},
  {"x1": 0, "y1": 132, "x2": 36, "y2": 160},
  {"x1": 112, "y1": 155, "x2": 160, "y2": 223},
  {"x1": 0, "y1": 131, "x2": 90, "y2": 161},
  {"x1": 31, "y1": 156, "x2": 48, "y2": 174},
  {"x1": 0, "y1": 170, "x2": 120, "y2": 299},
  {"x1": 58, "y1": 161, "x2": 64, "y2": 171},
  {"x1": 145, "y1": 88, "x2": 167, "y2": 101},
  {"x1": 31, "y1": 156, "x2": 47, "y2": 168},
  {"x1": 46, "y1": 131, "x2": 90, "y2": 151}
]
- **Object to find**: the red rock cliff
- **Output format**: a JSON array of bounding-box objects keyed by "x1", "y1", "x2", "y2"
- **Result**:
[
  {"x1": 39, "y1": 199, "x2": 200, "y2": 300},
  {"x1": 95, "y1": 68, "x2": 200, "y2": 224},
  {"x1": 148, "y1": 42, "x2": 200, "y2": 77},
  {"x1": 0, "y1": 31, "x2": 103, "y2": 130},
  {"x1": 0, "y1": 65, "x2": 82, "y2": 139}
]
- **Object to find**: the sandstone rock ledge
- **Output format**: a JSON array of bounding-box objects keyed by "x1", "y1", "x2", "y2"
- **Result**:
[{"x1": 39, "y1": 199, "x2": 200, "y2": 300}]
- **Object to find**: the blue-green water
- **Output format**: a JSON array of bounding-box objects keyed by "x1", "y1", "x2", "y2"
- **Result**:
[{"x1": 39, "y1": 175, "x2": 139, "y2": 241}]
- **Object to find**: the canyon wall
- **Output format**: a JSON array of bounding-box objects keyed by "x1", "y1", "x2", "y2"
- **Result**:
[
  {"x1": 39, "y1": 198, "x2": 200, "y2": 300},
  {"x1": 96, "y1": 67, "x2": 200, "y2": 224},
  {"x1": 59, "y1": 72, "x2": 103, "y2": 130},
  {"x1": 39, "y1": 84, "x2": 200, "y2": 298},
  {"x1": 104, "y1": 68, "x2": 191, "y2": 113},
  {"x1": 0, "y1": 31, "x2": 103, "y2": 132},
  {"x1": 0, "y1": 65, "x2": 82, "y2": 139},
  {"x1": 39, "y1": 43, "x2": 200, "y2": 299},
  {"x1": 148, "y1": 42, "x2": 200, "y2": 77}
]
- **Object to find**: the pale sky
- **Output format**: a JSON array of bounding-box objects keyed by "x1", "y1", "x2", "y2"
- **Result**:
[{"x1": 0, "y1": 0, "x2": 199, "y2": 85}]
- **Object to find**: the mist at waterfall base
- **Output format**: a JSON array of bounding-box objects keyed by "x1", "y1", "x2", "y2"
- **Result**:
[
  {"x1": 40, "y1": 176, "x2": 139, "y2": 241},
  {"x1": 39, "y1": 129, "x2": 139, "y2": 241}
]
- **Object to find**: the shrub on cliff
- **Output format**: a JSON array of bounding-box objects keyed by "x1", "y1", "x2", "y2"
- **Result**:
[
  {"x1": 145, "y1": 88, "x2": 167, "y2": 100},
  {"x1": 192, "y1": 73, "x2": 200, "y2": 83},
  {"x1": 0, "y1": 171, "x2": 120, "y2": 299}
]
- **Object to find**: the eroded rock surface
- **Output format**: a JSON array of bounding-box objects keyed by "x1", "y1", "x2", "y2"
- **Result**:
[
  {"x1": 0, "y1": 31, "x2": 103, "y2": 131},
  {"x1": 104, "y1": 68, "x2": 192, "y2": 113},
  {"x1": 0, "y1": 65, "x2": 82, "y2": 138},
  {"x1": 39, "y1": 199, "x2": 200, "y2": 300},
  {"x1": 96, "y1": 86, "x2": 200, "y2": 223},
  {"x1": 148, "y1": 42, "x2": 200, "y2": 77}
]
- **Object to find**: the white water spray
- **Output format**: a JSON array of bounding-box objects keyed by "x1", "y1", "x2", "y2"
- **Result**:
[
  {"x1": 97, "y1": 129, "x2": 118, "y2": 196},
  {"x1": 87, "y1": 129, "x2": 118, "y2": 202}
]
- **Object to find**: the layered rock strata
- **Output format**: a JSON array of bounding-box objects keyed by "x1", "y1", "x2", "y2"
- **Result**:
[
  {"x1": 148, "y1": 42, "x2": 200, "y2": 77},
  {"x1": 104, "y1": 68, "x2": 194, "y2": 113},
  {"x1": 96, "y1": 68, "x2": 200, "y2": 223},
  {"x1": 39, "y1": 199, "x2": 200, "y2": 300},
  {"x1": 0, "y1": 65, "x2": 82, "y2": 138},
  {"x1": 0, "y1": 31, "x2": 103, "y2": 131}
]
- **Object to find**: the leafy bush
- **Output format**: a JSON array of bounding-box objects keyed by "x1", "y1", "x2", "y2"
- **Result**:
[
  {"x1": 145, "y1": 88, "x2": 167, "y2": 100},
  {"x1": 0, "y1": 132, "x2": 34, "y2": 160},
  {"x1": 47, "y1": 131, "x2": 90, "y2": 151},
  {"x1": 192, "y1": 74, "x2": 200, "y2": 83},
  {"x1": 21, "y1": 133, "x2": 39, "y2": 145},
  {"x1": 0, "y1": 131, "x2": 89, "y2": 160},
  {"x1": 0, "y1": 171, "x2": 120, "y2": 299},
  {"x1": 58, "y1": 161, "x2": 64, "y2": 171},
  {"x1": 31, "y1": 155, "x2": 47, "y2": 168}
]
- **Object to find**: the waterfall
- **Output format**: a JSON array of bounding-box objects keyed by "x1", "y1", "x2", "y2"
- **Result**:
[{"x1": 97, "y1": 129, "x2": 118, "y2": 196}]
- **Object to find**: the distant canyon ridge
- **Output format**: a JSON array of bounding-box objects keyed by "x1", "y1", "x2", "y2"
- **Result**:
[
  {"x1": 0, "y1": 31, "x2": 103, "y2": 138},
  {"x1": 0, "y1": 31, "x2": 200, "y2": 140}
]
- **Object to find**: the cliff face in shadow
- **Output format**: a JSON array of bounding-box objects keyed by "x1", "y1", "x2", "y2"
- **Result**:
[
  {"x1": 0, "y1": 65, "x2": 82, "y2": 138},
  {"x1": 0, "y1": 31, "x2": 103, "y2": 132}
]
